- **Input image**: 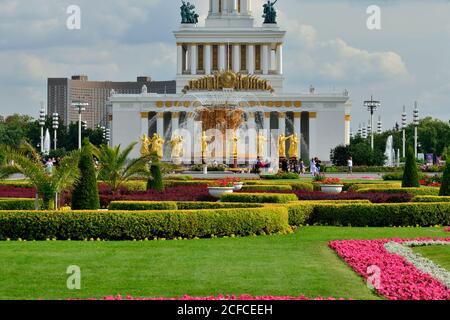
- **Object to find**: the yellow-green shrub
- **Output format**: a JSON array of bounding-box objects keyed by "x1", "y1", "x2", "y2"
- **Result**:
[
  {"x1": 411, "y1": 196, "x2": 450, "y2": 203},
  {"x1": 0, "y1": 198, "x2": 40, "y2": 210},
  {"x1": 221, "y1": 193, "x2": 298, "y2": 204},
  {"x1": 357, "y1": 187, "x2": 439, "y2": 196},
  {"x1": 241, "y1": 185, "x2": 292, "y2": 191}
]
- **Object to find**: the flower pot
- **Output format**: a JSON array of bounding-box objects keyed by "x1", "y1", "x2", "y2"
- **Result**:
[
  {"x1": 320, "y1": 184, "x2": 344, "y2": 194},
  {"x1": 208, "y1": 187, "x2": 234, "y2": 198},
  {"x1": 233, "y1": 182, "x2": 244, "y2": 191}
]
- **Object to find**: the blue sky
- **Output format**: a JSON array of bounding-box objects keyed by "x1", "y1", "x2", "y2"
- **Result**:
[{"x1": 0, "y1": 0, "x2": 449, "y2": 130}]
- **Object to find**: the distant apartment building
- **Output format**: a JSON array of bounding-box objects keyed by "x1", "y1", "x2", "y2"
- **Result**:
[{"x1": 47, "y1": 75, "x2": 176, "y2": 128}]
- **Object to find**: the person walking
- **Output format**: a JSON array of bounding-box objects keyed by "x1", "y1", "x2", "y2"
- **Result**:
[
  {"x1": 347, "y1": 156, "x2": 353, "y2": 176},
  {"x1": 310, "y1": 158, "x2": 316, "y2": 176}
]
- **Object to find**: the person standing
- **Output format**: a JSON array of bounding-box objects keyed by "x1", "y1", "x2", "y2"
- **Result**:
[
  {"x1": 347, "y1": 156, "x2": 353, "y2": 176},
  {"x1": 310, "y1": 158, "x2": 316, "y2": 176}
]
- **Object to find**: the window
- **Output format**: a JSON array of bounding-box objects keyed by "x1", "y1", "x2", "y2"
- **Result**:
[
  {"x1": 212, "y1": 45, "x2": 218, "y2": 71},
  {"x1": 241, "y1": 45, "x2": 247, "y2": 71},
  {"x1": 198, "y1": 45, "x2": 204, "y2": 72},
  {"x1": 255, "y1": 45, "x2": 261, "y2": 71}
]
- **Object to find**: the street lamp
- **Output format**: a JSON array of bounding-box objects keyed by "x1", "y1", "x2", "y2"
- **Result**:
[
  {"x1": 52, "y1": 113, "x2": 59, "y2": 150},
  {"x1": 377, "y1": 116, "x2": 383, "y2": 134},
  {"x1": 362, "y1": 124, "x2": 367, "y2": 139},
  {"x1": 402, "y1": 106, "x2": 407, "y2": 158},
  {"x1": 364, "y1": 96, "x2": 381, "y2": 150},
  {"x1": 105, "y1": 128, "x2": 111, "y2": 145},
  {"x1": 39, "y1": 107, "x2": 46, "y2": 153},
  {"x1": 82, "y1": 121, "x2": 88, "y2": 131},
  {"x1": 72, "y1": 102, "x2": 89, "y2": 150},
  {"x1": 357, "y1": 124, "x2": 362, "y2": 137},
  {"x1": 413, "y1": 102, "x2": 420, "y2": 158}
]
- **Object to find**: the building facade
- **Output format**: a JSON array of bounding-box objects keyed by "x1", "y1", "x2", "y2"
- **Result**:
[
  {"x1": 48, "y1": 75, "x2": 175, "y2": 128},
  {"x1": 108, "y1": 0, "x2": 352, "y2": 164}
]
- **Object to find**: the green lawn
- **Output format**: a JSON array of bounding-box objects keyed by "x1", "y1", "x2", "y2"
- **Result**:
[
  {"x1": 0, "y1": 227, "x2": 446, "y2": 300},
  {"x1": 413, "y1": 245, "x2": 450, "y2": 271}
]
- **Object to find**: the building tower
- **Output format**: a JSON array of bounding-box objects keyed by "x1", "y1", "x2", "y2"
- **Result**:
[{"x1": 174, "y1": 0, "x2": 285, "y2": 93}]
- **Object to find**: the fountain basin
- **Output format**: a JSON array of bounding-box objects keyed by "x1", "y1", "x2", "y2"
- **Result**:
[{"x1": 207, "y1": 187, "x2": 235, "y2": 198}]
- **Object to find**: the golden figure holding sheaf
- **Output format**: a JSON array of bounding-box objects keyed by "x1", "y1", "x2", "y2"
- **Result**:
[
  {"x1": 150, "y1": 133, "x2": 164, "y2": 160},
  {"x1": 232, "y1": 131, "x2": 240, "y2": 157},
  {"x1": 278, "y1": 134, "x2": 290, "y2": 159},
  {"x1": 140, "y1": 134, "x2": 151, "y2": 156},
  {"x1": 288, "y1": 133, "x2": 300, "y2": 159},
  {"x1": 257, "y1": 132, "x2": 267, "y2": 158}
]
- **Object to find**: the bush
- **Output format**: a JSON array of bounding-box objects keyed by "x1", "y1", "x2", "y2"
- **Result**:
[
  {"x1": 0, "y1": 181, "x2": 33, "y2": 188},
  {"x1": 71, "y1": 141, "x2": 100, "y2": 210},
  {"x1": 221, "y1": 193, "x2": 298, "y2": 204},
  {"x1": 148, "y1": 163, "x2": 164, "y2": 192},
  {"x1": 176, "y1": 202, "x2": 263, "y2": 210},
  {"x1": 357, "y1": 187, "x2": 439, "y2": 196},
  {"x1": 293, "y1": 191, "x2": 412, "y2": 203},
  {"x1": 347, "y1": 183, "x2": 401, "y2": 192},
  {"x1": 123, "y1": 181, "x2": 147, "y2": 192},
  {"x1": 164, "y1": 175, "x2": 193, "y2": 181},
  {"x1": 382, "y1": 172, "x2": 404, "y2": 181},
  {"x1": 402, "y1": 146, "x2": 420, "y2": 188},
  {"x1": 0, "y1": 198, "x2": 40, "y2": 210},
  {"x1": 261, "y1": 173, "x2": 300, "y2": 180},
  {"x1": 241, "y1": 185, "x2": 293, "y2": 191},
  {"x1": 191, "y1": 164, "x2": 228, "y2": 172},
  {"x1": 309, "y1": 203, "x2": 450, "y2": 227},
  {"x1": 440, "y1": 161, "x2": 450, "y2": 196},
  {"x1": 164, "y1": 180, "x2": 211, "y2": 187},
  {"x1": 0, "y1": 207, "x2": 289, "y2": 240},
  {"x1": 291, "y1": 183, "x2": 314, "y2": 192},
  {"x1": 108, "y1": 201, "x2": 178, "y2": 211},
  {"x1": 412, "y1": 196, "x2": 450, "y2": 203}
]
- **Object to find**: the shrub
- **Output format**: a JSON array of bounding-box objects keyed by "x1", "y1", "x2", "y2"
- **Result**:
[
  {"x1": 176, "y1": 202, "x2": 263, "y2": 210},
  {"x1": 291, "y1": 183, "x2": 314, "y2": 192},
  {"x1": 402, "y1": 146, "x2": 420, "y2": 188},
  {"x1": 309, "y1": 203, "x2": 450, "y2": 227},
  {"x1": 164, "y1": 180, "x2": 211, "y2": 187},
  {"x1": 261, "y1": 172, "x2": 300, "y2": 180},
  {"x1": 241, "y1": 185, "x2": 293, "y2": 191},
  {"x1": 0, "y1": 198, "x2": 40, "y2": 210},
  {"x1": 382, "y1": 172, "x2": 404, "y2": 181},
  {"x1": 0, "y1": 181, "x2": 33, "y2": 188},
  {"x1": 412, "y1": 196, "x2": 450, "y2": 203},
  {"x1": 164, "y1": 175, "x2": 193, "y2": 181},
  {"x1": 221, "y1": 193, "x2": 298, "y2": 204},
  {"x1": 123, "y1": 181, "x2": 147, "y2": 192},
  {"x1": 293, "y1": 191, "x2": 412, "y2": 203},
  {"x1": 108, "y1": 201, "x2": 178, "y2": 211},
  {"x1": 0, "y1": 207, "x2": 289, "y2": 240},
  {"x1": 357, "y1": 187, "x2": 439, "y2": 196},
  {"x1": 148, "y1": 163, "x2": 164, "y2": 192},
  {"x1": 440, "y1": 161, "x2": 450, "y2": 196},
  {"x1": 71, "y1": 140, "x2": 100, "y2": 210},
  {"x1": 347, "y1": 183, "x2": 401, "y2": 192}
]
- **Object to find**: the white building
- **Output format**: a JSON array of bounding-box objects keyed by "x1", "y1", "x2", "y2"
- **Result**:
[{"x1": 108, "y1": 0, "x2": 352, "y2": 164}]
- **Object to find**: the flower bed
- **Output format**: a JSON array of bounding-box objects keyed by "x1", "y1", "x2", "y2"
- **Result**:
[
  {"x1": 0, "y1": 186, "x2": 36, "y2": 199},
  {"x1": 96, "y1": 294, "x2": 348, "y2": 301},
  {"x1": 329, "y1": 238, "x2": 450, "y2": 300},
  {"x1": 445, "y1": 227, "x2": 450, "y2": 232}
]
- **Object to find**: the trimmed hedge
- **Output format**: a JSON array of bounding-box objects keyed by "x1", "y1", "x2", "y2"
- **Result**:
[
  {"x1": 347, "y1": 183, "x2": 401, "y2": 192},
  {"x1": 108, "y1": 201, "x2": 178, "y2": 211},
  {"x1": 221, "y1": 193, "x2": 298, "y2": 204},
  {"x1": 164, "y1": 180, "x2": 211, "y2": 187},
  {"x1": 260, "y1": 173, "x2": 300, "y2": 180},
  {"x1": 291, "y1": 183, "x2": 314, "y2": 192},
  {"x1": 357, "y1": 187, "x2": 439, "y2": 196},
  {"x1": 0, "y1": 181, "x2": 33, "y2": 188},
  {"x1": 0, "y1": 198, "x2": 39, "y2": 210},
  {"x1": 412, "y1": 196, "x2": 450, "y2": 203},
  {"x1": 241, "y1": 185, "x2": 293, "y2": 191},
  {"x1": 286, "y1": 200, "x2": 371, "y2": 226},
  {"x1": 0, "y1": 207, "x2": 289, "y2": 240},
  {"x1": 108, "y1": 201, "x2": 263, "y2": 211},
  {"x1": 309, "y1": 203, "x2": 450, "y2": 227}
]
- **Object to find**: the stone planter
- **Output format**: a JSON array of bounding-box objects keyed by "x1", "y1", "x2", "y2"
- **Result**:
[
  {"x1": 208, "y1": 187, "x2": 234, "y2": 199},
  {"x1": 320, "y1": 184, "x2": 344, "y2": 194},
  {"x1": 233, "y1": 182, "x2": 244, "y2": 191}
]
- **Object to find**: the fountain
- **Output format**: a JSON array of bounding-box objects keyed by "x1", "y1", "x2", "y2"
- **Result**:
[{"x1": 385, "y1": 135, "x2": 394, "y2": 167}]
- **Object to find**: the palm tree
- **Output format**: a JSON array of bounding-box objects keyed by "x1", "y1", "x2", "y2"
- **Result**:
[
  {"x1": 96, "y1": 142, "x2": 150, "y2": 193},
  {"x1": 0, "y1": 142, "x2": 80, "y2": 209}
]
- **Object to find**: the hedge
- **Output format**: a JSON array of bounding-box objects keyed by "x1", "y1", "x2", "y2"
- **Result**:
[
  {"x1": 0, "y1": 198, "x2": 40, "y2": 210},
  {"x1": 108, "y1": 201, "x2": 263, "y2": 211},
  {"x1": 412, "y1": 196, "x2": 450, "y2": 203},
  {"x1": 309, "y1": 203, "x2": 450, "y2": 227},
  {"x1": 260, "y1": 173, "x2": 300, "y2": 180},
  {"x1": 347, "y1": 183, "x2": 401, "y2": 192},
  {"x1": 286, "y1": 200, "x2": 371, "y2": 226},
  {"x1": 0, "y1": 181, "x2": 33, "y2": 188},
  {"x1": 221, "y1": 193, "x2": 298, "y2": 204},
  {"x1": 357, "y1": 187, "x2": 440, "y2": 196},
  {"x1": 291, "y1": 183, "x2": 314, "y2": 192},
  {"x1": 241, "y1": 185, "x2": 293, "y2": 191},
  {"x1": 0, "y1": 207, "x2": 289, "y2": 240},
  {"x1": 164, "y1": 180, "x2": 211, "y2": 187}
]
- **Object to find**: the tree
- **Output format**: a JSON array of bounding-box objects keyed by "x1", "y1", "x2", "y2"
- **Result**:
[
  {"x1": 147, "y1": 153, "x2": 164, "y2": 192},
  {"x1": 440, "y1": 161, "x2": 450, "y2": 196},
  {"x1": 331, "y1": 137, "x2": 386, "y2": 166},
  {"x1": 0, "y1": 142, "x2": 80, "y2": 209},
  {"x1": 402, "y1": 146, "x2": 420, "y2": 188},
  {"x1": 97, "y1": 142, "x2": 150, "y2": 193},
  {"x1": 71, "y1": 139, "x2": 100, "y2": 210}
]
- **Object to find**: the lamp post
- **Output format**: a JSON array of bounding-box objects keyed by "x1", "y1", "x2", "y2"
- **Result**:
[
  {"x1": 52, "y1": 113, "x2": 59, "y2": 150},
  {"x1": 39, "y1": 107, "x2": 46, "y2": 153},
  {"x1": 413, "y1": 101, "x2": 420, "y2": 158},
  {"x1": 105, "y1": 128, "x2": 111, "y2": 145},
  {"x1": 72, "y1": 102, "x2": 89, "y2": 149},
  {"x1": 357, "y1": 124, "x2": 362, "y2": 137},
  {"x1": 402, "y1": 106, "x2": 407, "y2": 159},
  {"x1": 364, "y1": 96, "x2": 381, "y2": 150},
  {"x1": 362, "y1": 124, "x2": 367, "y2": 139}
]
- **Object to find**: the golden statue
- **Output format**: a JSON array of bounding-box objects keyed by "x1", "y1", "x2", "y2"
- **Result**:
[
  {"x1": 279, "y1": 134, "x2": 290, "y2": 159},
  {"x1": 232, "y1": 131, "x2": 239, "y2": 157},
  {"x1": 140, "y1": 134, "x2": 150, "y2": 156},
  {"x1": 201, "y1": 131, "x2": 210, "y2": 155},
  {"x1": 150, "y1": 133, "x2": 164, "y2": 159},
  {"x1": 288, "y1": 134, "x2": 300, "y2": 159},
  {"x1": 257, "y1": 132, "x2": 267, "y2": 158},
  {"x1": 170, "y1": 135, "x2": 184, "y2": 160}
]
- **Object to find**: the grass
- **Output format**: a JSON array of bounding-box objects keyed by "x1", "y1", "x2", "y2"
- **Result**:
[
  {"x1": 0, "y1": 226, "x2": 447, "y2": 300},
  {"x1": 413, "y1": 245, "x2": 450, "y2": 271}
]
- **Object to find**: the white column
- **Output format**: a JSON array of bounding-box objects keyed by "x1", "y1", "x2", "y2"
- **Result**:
[
  {"x1": 247, "y1": 112, "x2": 257, "y2": 162},
  {"x1": 231, "y1": 0, "x2": 237, "y2": 13},
  {"x1": 222, "y1": 0, "x2": 228, "y2": 13},
  {"x1": 186, "y1": 112, "x2": 195, "y2": 164},
  {"x1": 294, "y1": 112, "x2": 302, "y2": 158},
  {"x1": 171, "y1": 112, "x2": 180, "y2": 134},
  {"x1": 190, "y1": 44, "x2": 197, "y2": 75},
  {"x1": 309, "y1": 112, "x2": 317, "y2": 158},
  {"x1": 219, "y1": 44, "x2": 226, "y2": 71},
  {"x1": 278, "y1": 112, "x2": 286, "y2": 136},
  {"x1": 233, "y1": 44, "x2": 240, "y2": 73},
  {"x1": 276, "y1": 44, "x2": 283, "y2": 75},
  {"x1": 247, "y1": 44, "x2": 255, "y2": 74},
  {"x1": 204, "y1": 44, "x2": 212, "y2": 75},
  {"x1": 177, "y1": 45, "x2": 183, "y2": 75},
  {"x1": 241, "y1": 0, "x2": 249, "y2": 14},
  {"x1": 140, "y1": 112, "x2": 149, "y2": 137},
  {"x1": 264, "y1": 112, "x2": 271, "y2": 159},
  {"x1": 345, "y1": 115, "x2": 351, "y2": 146},
  {"x1": 157, "y1": 112, "x2": 164, "y2": 138},
  {"x1": 211, "y1": 0, "x2": 219, "y2": 14},
  {"x1": 262, "y1": 44, "x2": 269, "y2": 75}
]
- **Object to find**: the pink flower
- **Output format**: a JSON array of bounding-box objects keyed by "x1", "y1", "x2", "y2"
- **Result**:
[{"x1": 444, "y1": 227, "x2": 450, "y2": 233}]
